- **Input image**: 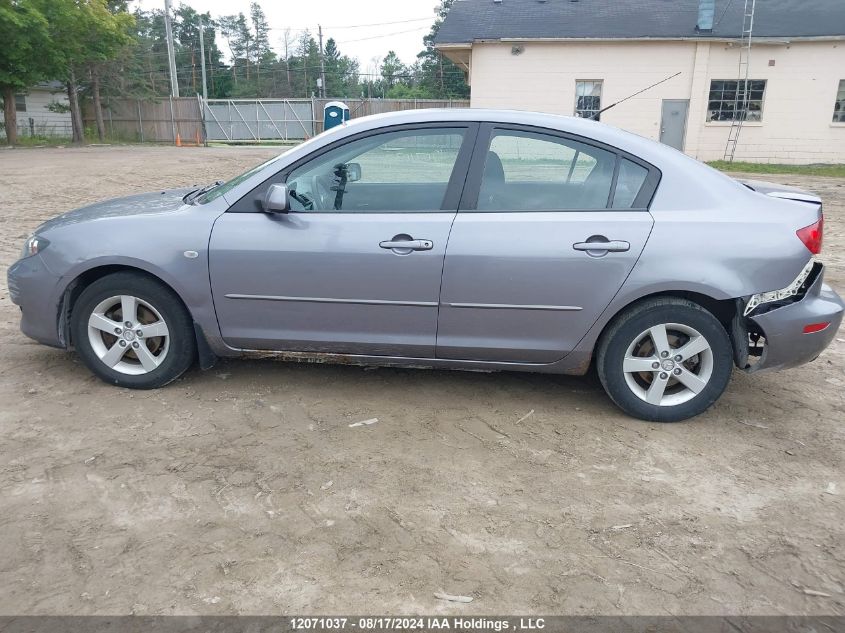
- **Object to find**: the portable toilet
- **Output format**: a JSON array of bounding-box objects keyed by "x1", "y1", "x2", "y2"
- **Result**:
[{"x1": 324, "y1": 101, "x2": 350, "y2": 131}]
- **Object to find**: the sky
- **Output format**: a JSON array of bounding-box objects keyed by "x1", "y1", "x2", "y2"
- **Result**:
[{"x1": 133, "y1": 0, "x2": 442, "y2": 72}]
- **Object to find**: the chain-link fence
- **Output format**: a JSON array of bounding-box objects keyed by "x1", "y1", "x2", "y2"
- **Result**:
[{"x1": 202, "y1": 99, "x2": 315, "y2": 142}]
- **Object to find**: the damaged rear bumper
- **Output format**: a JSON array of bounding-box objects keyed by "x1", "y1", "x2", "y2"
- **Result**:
[{"x1": 740, "y1": 263, "x2": 843, "y2": 373}]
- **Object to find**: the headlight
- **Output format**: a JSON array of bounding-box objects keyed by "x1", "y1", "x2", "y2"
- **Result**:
[{"x1": 21, "y1": 235, "x2": 50, "y2": 259}]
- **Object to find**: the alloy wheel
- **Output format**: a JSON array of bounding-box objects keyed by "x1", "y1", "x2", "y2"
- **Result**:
[
  {"x1": 622, "y1": 322, "x2": 714, "y2": 407},
  {"x1": 86, "y1": 295, "x2": 170, "y2": 376}
]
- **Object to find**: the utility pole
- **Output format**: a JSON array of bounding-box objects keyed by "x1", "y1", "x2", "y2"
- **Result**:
[
  {"x1": 164, "y1": 0, "x2": 180, "y2": 97},
  {"x1": 198, "y1": 15, "x2": 208, "y2": 101},
  {"x1": 318, "y1": 24, "x2": 327, "y2": 98}
]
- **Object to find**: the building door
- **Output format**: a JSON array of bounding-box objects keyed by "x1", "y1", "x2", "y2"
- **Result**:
[{"x1": 659, "y1": 100, "x2": 689, "y2": 151}]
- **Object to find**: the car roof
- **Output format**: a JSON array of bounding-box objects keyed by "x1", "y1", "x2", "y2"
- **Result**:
[{"x1": 331, "y1": 108, "x2": 690, "y2": 167}]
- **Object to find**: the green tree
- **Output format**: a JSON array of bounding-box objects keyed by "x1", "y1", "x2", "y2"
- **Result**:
[
  {"x1": 323, "y1": 38, "x2": 359, "y2": 98},
  {"x1": 416, "y1": 0, "x2": 469, "y2": 99},
  {"x1": 171, "y1": 6, "x2": 225, "y2": 97},
  {"x1": 286, "y1": 31, "x2": 319, "y2": 98},
  {"x1": 116, "y1": 8, "x2": 171, "y2": 99},
  {"x1": 86, "y1": 1, "x2": 134, "y2": 140},
  {"x1": 380, "y1": 51, "x2": 405, "y2": 90},
  {"x1": 0, "y1": 0, "x2": 57, "y2": 145},
  {"x1": 219, "y1": 13, "x2": 252, "y2": 85},
  {"x1": 250, "y1": 3, "x2": 272, "y2": 65},
  {"x1": 248, "y1": 3, "x2": 274, "y2": 96},
  {"x1": 40, "y1": 0, "x2": 134, "y2": 143}
]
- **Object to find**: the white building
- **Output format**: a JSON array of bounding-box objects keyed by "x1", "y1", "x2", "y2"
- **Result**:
[
  {"x1": 435, "y1": 0, "x2": 845, "y2": 164},
  {"x1": 3, "y1": 82, "x2": 72, "y2": 139}
]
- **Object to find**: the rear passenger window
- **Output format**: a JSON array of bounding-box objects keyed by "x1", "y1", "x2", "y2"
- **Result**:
[
  {"x1": 612, "y1": 159, "x2": 649, "y2": 209},
  {"x1": 477, "y1": 130, "x2": 616, "y2": 211}
]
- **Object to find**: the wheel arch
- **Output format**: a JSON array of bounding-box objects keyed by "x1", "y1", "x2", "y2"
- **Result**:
[
  {"x1": 59, "y1": 263, "x2": 218, "y2": 369},
  {"x1": 601, "y1": 290, "x2": 739, "y2": 336},
  {"x1": 580, "y1": 287, "x2": 742, "y2": 375}
]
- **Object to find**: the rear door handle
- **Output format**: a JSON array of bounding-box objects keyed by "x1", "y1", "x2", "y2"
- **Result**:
[
  {"x1": 379, "y1": 239, "x2": 433, "y2": 251},
  {"x1": 573, "y1": 240, "x2": 630, "y2": 253}
]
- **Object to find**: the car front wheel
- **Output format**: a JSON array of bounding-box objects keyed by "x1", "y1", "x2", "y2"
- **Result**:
[
  {"x1": 596, "y1": 297, "x2": 733, "y2": 422},
  {"x1": 71, "y1": 272, "x2": 196, "y2": 389}
]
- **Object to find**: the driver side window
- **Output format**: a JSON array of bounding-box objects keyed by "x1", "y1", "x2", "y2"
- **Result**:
[{"x1": 286, "y1": 128, "x2": 466, "y2": 212}]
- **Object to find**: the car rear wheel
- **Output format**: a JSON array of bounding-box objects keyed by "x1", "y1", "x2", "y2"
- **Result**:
[
  {"x1": 71, "y1": 272, "x2": 196, "y2": 389},
  {"x1": 596, "y1": 297, "x2": 733, "y2": 422}
]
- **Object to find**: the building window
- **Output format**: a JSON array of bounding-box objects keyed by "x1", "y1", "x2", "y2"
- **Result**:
[
  {"x1": 707, "y1": 79, "x2": 766, "y2": 122},
  {"x1": 14, "y1": 94, "x2": 26, "y2": 112},
  {"x1": 834, "y1": 80, "x2": 845, "y2": 123},
  {"x1": 575, "y1": 80, "x2": 602, "y2": 121}
]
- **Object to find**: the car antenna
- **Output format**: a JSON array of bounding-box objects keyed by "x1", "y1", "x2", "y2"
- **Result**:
[{"x1": 590, "y1": 72, "x2": 682, "y2": 120}]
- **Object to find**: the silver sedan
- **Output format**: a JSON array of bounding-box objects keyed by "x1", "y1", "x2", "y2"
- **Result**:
[{"x1": 7, "y1": 109, "x2": 843, "y2": 421}]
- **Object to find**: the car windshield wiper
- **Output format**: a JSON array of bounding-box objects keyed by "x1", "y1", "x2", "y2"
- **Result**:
[{"x1": 185, "y1": 181, "x2": 224, "y2": 204}]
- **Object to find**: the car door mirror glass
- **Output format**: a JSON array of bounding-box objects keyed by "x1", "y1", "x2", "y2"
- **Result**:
[
  {"x1": 345, "y1": 162, "x2": 362, "y2": 182},
  {"x1": 263, "y1": 183, "x2": 290, "y2": 213}
]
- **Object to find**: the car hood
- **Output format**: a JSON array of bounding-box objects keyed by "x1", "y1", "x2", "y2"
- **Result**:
[
  {"x1": 740, "y1": 179, "x2": 822, "y2": 205},
  {"x1": 35, "y1": 188, "x2": 195, "y2": 233}
]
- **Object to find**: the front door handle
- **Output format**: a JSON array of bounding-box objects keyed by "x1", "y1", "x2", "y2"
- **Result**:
[
  {"x1": 380, "y1": 238, "x2": 433, "y2": 252},
  {"x1": 573, "y1": 239, "x2": 631, "y2": 254}
]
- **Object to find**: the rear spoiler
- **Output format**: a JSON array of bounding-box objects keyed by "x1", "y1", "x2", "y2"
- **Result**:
[{"x1": 739, "y1": 179, "x2": 822, "y2": 205}]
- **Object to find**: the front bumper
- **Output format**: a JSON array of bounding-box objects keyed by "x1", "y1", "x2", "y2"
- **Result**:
[
  {"x1": 7, "y1": 255, "x2": 65, "y2": 348},
  {"x1": 746, "y1": 265, "x2": 844, "y2": 373}
]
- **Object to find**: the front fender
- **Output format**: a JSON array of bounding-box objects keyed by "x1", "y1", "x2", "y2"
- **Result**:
[{"x1": 36, "y1": 199, "x2": 230, "y2": 352}]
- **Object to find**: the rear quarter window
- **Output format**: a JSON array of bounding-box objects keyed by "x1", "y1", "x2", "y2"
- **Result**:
[{"x1": 612, "y1": 159, "x2": 650, "y2": 209}]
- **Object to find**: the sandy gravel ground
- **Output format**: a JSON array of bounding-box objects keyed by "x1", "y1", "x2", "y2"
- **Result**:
[{"x1": 0, "y1": 145, "x2": 842, "y2": 616}]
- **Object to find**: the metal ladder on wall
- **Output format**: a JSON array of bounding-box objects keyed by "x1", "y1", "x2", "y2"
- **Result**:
[{"x1": 723, "y1": 0, "x2": 757, "y2": 162}]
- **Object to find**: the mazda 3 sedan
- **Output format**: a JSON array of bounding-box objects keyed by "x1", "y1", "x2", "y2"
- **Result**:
[{"x1": 8, "y1": 110, "x2": 843, "y2": 421}]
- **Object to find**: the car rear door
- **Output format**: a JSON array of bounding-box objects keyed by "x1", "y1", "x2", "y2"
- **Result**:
[
  {"x1": 209, "y1": 123, "x2": 477, "y2": 357},
  {"x1": 436, "y1": 123, "x2": 658, "y2": 363}
]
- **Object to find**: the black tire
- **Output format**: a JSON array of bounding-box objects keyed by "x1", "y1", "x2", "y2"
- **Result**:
[
  {"x1": 596, "y1": 297, "x2": 733, "y2": 422},
  {"x1": 71, "y1": 272, "x2": 196, "y2": 389}
]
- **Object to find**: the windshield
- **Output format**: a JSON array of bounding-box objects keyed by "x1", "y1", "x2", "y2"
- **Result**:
[
  {"x1": 195, "y1": 152, "x2": 289, "y2": 204},
  {"x1": 195, "y1": 127, "x2": 348, "y2": 205}
]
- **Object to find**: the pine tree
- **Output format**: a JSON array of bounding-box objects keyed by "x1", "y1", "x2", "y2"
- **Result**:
[
  {"x1": 417, "y1": 0, "x2": 469, "y2": 99},
  {"x1": 380, "y1": 51, "x2": 405, "y2": 90}
]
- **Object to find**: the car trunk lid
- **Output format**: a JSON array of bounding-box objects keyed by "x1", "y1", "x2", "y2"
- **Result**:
[{"x1": 739, "y1": 179, "x2": 822, "y2": 205}]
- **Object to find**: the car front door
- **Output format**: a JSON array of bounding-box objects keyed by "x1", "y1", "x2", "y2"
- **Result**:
[
  {"x1": 209, "y1": 124, "x2": 477, "y2": 357},
  {"x1": 436, "y1": 124, "x2": 658, "y2": 363}
]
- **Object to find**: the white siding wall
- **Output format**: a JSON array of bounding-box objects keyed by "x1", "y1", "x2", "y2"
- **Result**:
[
  {"x1": 695, "y1": 41, "x2": 845, "y2": 163},
  {"x1": 467, "y1": 40, "x2": 845, "y2": 164},
  {"x1": 11, "y1": 88, "x2": 72, "y2": 138}
]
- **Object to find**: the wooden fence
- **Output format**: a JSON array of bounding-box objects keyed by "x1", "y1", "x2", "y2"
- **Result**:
[
  {"x1": 84, "y1": 96, "x2": 470, "y2": 144},
  {"x1": 83, "y1": 97, "x2": 204, "y2": 144}
]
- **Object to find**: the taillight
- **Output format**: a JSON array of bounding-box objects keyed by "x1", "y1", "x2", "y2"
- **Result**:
[{"x1": 796, "y1": 216, "x2": 823, "y2": 255}]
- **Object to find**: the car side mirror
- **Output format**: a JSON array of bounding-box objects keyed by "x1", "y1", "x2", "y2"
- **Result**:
[
  {"x1": 345, "y1": 162, "x2": 362, "y2": 183},
  {"x1": 263, "y1": 183, "x2": 290, "y2": 213}
]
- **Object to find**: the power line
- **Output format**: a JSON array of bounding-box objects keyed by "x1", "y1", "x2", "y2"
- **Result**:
[
  {"x1": 715, "y1": 0, "x2": 736, "y2": 26},
  {"x1": 141, "y1": 64, "x2": 465, "y2": 80},
  {"x1": 335, "y1": 26, "x2": 430, "y2": 44},
  {"x1": 268, "y1": 17, "x2": 432, "y2": 31}
]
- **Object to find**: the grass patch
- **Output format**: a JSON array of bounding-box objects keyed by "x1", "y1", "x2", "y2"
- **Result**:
[
  {"x1": 708, "y1": 161, "x2": 845, "y2": 177},
  {"x1": 207, "y1": 140, "x2": 301, "y2": 148},
  {"x1": 8, "y1": 135, "x2": 74, "y2": 147}
]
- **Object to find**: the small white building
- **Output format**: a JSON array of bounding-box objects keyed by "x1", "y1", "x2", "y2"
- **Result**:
[
  {"x1": 436, "y1": 0, "x2": 845, "y2": 164},
  {"x1": 3, "y1": 81, "x2": 72, "y2": 139}
]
